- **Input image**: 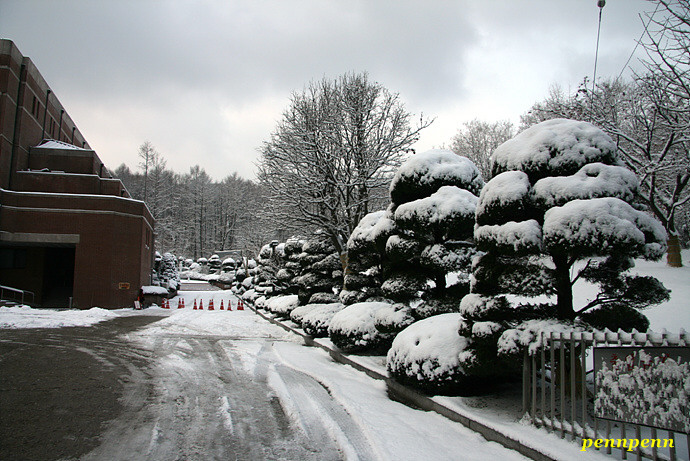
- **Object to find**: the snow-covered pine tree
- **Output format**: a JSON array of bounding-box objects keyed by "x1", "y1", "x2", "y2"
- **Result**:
[
  {"x1": 341, "y1": 210, "x2": 395, "y2": 305},
  {"x1": 379, "y1": 149, "x2": 484, "y2": 327},
  {"x1": 158, "y1": 252, "x2": 180, "y2": 294},
  {"x1": 459, "y1": 119, "x2": 669, "y2": 379},
  {"x1": 294, "y1": 230, "x2": 343, "y2": 305}
]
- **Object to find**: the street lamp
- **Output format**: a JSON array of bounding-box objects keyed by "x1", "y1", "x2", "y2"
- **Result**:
[{"x1": 592, "y1": 0, "x2": 606, "y2": 93}]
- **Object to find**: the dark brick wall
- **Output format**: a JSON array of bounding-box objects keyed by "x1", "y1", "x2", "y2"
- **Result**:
[{"x1": 0, "y1": 40, "x2": 154, "y2": 308}]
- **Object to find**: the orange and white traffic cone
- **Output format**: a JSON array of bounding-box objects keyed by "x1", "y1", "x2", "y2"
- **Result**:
[
  {"x1": 220, "y1": 300, "x2": 224, "y2": 310},
  {"x1": 208, "y1": 299, "x2": 214, "y2": 311},
  {"x1": 193, "y1": 299, "x2": 198, "y2": 310},
  {"x1": 163, "y1": 299, "x2": 169, "y2": 309},
  {"x1": 199, "y1": 299, "x2": 204, "y2": 310},
  {"x1": 178, "y1": 298, "x2": 183, "y2": 309},
  {"x1": 227, "y1": 300, "x2": 232, "y2": 311},
  {"x1": 181, "y1": 298, "x2": 185, "y2": 309},
  {"x1": 238, "y1": 299, "x2": 244, "y2": 311}
]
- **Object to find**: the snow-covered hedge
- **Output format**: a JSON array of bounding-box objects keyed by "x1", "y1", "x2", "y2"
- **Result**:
[
  {"x1": 299, "y1": 303, "x2": 345, "y2": 337},
  {"x1": 263, "y1": 294, "x2": 300, "y2": 317},
  {"x1": 328, "y1": 302, "x2": 392, "y2": 352},
  {"x1": 387, "y1": 313, "x2": 471, "y2": 394},
  {"x1": 289, "y1": 304, "x2": 314, "y2": 326}
]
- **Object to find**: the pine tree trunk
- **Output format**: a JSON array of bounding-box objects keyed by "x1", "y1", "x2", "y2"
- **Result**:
[
  {"x1": 552, "y1": 253, "x2": 574, "y2": 320},
  {"x1": 666, "y1": 235, "x2": 683, "y2": 267}
]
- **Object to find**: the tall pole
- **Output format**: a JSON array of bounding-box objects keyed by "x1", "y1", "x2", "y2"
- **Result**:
[{"x1": 591, "y1": 1, "x2": 606, "y2": 104}]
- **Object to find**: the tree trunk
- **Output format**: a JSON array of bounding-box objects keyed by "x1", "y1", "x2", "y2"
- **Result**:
[
  {"x1": 552, "y1": 253, "x2": 574, "y2": 320},
  {"x1": 666, "y1": 235, "x2": 683, "y2": 267}
]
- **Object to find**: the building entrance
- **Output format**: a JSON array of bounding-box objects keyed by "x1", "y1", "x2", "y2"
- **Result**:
[{"x1": 41, "y1": 247, "x2": 75, "y2": 307}]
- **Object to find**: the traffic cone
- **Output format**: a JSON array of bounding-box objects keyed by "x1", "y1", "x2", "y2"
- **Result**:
[
  {"x1": 163, "y1": 298, "x2": 169, "y2": 309},
  {"x1": 199, "y1": 299, "x2": 204, "y2": 310},
  {"x1": 181, "y1": 298, "x2": 185, "y2": 309},
  {"x1": 220, "y1": 300, "x2": 224, "y2": 310},
  {"x1": 178, "y1": 298, "x2": 183, "y2": 309},
  {"x1": 227, "y1": 300, "x2": 232, "y2": 311},
  {"x1": 208, "y1": 299, "x2": 214, "y2": 311},
  {"x1": 238, "y1": 299, "x2": 244, "y2": 311},
  {"x1": 193, "y1": 299, "x2": 198, "y2": 310}
]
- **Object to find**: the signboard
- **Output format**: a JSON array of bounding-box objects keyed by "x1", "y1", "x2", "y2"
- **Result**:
[
  {"x1": 119, "y1": 282, "x2": 130, "y2": 290},
  {"x1": 594, "y1": 346, "x2": 690, "y2": 433}
]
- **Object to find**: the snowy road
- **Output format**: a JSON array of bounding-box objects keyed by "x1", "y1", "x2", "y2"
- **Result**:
[{"x1": 1, "y1": 288, "x2": 531, "y2": 460}]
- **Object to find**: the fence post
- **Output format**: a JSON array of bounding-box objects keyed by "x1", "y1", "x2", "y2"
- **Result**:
[{"x1": 522, "y1": 349, "x2": 531, "y2": 415}]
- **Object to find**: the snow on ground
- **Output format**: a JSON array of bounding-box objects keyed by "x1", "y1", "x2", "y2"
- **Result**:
[
  {"x1": 134, "y1": 300, "x2": 532, "y2": 460},
  {"x1": 631, "y1": 249, "x2": 690, "y2": 332},
  {"x1": 572, "y1": 249, "x2": 690, "y2": 332},
  {"x1": 0, "y1": 305, "x2": 119, "y2": 329},
  {"x1": 271, "y1": 341, "x2": 531, "y2": 461}
]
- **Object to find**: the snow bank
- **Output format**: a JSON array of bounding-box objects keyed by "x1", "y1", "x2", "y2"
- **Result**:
[
  {"x1": 0, "y1": 305, "x2": 119, "y2": 329},
  {"x1": 135, "y1": 305, "x2": 296, "y2": 340},
  {"x1": 387, "y1": 313, "x2": 470, "y2": 392}
]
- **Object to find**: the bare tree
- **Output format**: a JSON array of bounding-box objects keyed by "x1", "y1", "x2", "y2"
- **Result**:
[
  {"x1": 138, "y1": 141, "x2": 159, "y2": 202},
  {"x1": 258, "y1": 72, "x2": 431, "y2": 259},
  {"x1": 449, "y1": 119, "x2": 515, "y2": 179},
  {"x1": 640, "y1": 0, "x2": 690, "y2": 131}
]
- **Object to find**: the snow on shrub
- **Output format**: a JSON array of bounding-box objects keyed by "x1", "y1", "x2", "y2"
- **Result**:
[
  {"x1": 389, "y1": 149, "x2": 483, "y2": 205},
  {"x1": 381, "y1": 149, "x2": 481, "y2": 322},
  {"x1": 463, "y1": 118, "x2": 668, "y2": 382},
  {"x1": 595, "y1": 350, "x2": 690, "y2": 433},
  {"x1": 264, "y1": 294, "x2": 300, "y2": 317},
  {"x1": 491, "y1": 118, "x2": 617, "y2": 180},
  {"x1": 289, "y1": 304, "x2": 315, "y2": 326},
  {"x1": 543, "y1": 197, "x2": 666, "y2": 260},
  {"x1": 387, "y1": 313, "x2": 470, "y2": 394},
  {"x1": 497, "y1": 319, "x2": 586, "y2": 356},
  {"x1": 254, "y1": 295, "x2": 267, "y2": 308},
  {"x1": 394, "y1": 186, "x2": 477, "y2": 238},
  {"x1": 241, "y1": 289, "x2": 258, "y2": 302},
  {"x1": 300, "y1": 303, "x2": 345, "y2": 337},
  {"x1": 531, "y1": 162, "x2": 638, "y2": 209},
  {"x1": 328, "y1": 301, "x2": 392, "y2": 352}
]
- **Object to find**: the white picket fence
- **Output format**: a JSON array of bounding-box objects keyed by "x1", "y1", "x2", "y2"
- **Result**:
[{"x1": 522, "y1": 329, "x2": 690, "y2": 461}]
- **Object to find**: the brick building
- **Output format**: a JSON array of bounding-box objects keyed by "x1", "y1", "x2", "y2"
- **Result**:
[{"x1": 0, "y1": 39, "x2": 154, "y2": 308}]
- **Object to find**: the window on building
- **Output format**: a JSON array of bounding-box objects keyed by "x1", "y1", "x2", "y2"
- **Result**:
[{"x1": 0, "y1": 248, "x2": 27, "y2": 269}]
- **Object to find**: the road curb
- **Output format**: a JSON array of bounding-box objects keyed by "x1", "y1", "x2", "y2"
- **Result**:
[{"x1": 246, "y1": 302, "x2": 557, "y2": 461}]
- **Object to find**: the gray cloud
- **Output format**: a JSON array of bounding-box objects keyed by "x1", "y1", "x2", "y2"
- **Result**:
[{"x1": 1, "y1": 0, "x2": 650, "y2": 180}]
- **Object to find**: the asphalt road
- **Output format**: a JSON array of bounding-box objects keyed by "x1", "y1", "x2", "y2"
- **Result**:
[{"x1": 0, "y1": 314, "x2": 350, "y2": 461}]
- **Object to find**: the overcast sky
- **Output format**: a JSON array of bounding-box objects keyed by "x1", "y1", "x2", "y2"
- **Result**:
[{"x1": 1, "y1": 0, "x2": 652, "y2": 180}]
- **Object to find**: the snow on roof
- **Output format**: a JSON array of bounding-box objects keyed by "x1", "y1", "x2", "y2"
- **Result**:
[
  {"x1": 34, "y1": 139, "x2": 91, "y2": 151},
  {"x1": 141, "y1": 286, "x2": 169, "y2": 296}
]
